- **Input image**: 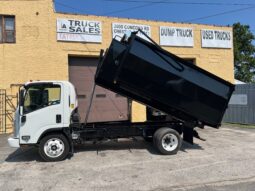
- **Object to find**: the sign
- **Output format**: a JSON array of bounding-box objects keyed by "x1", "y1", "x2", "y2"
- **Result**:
[
  {"x1": 201, "y1": 29, "x2": 232, "y2": 48},
  {"x1": 112, "y1": 23, "x2": 151, "y2": 40},
  {"x1": 57, "y1": 18, "x2": 102, "y2": 43},
  {"x1": 229, "y1": 94, "x2": 248, "y2": 105},
  {"x1": 160, "y1": 26, "x2": 194, "y2": 47}
]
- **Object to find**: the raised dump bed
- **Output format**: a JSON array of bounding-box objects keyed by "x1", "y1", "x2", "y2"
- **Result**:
[{"x1": 95, "y1": 32, "x2": 235, "y2": 128}]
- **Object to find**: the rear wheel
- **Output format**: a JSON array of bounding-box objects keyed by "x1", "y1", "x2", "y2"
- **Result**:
[
  {"x1": 39, "y1": 134, "x2": 70, "y2": 162},
  {"x1": 153, "y1": 127, "x2": 181, "y2": 155}
]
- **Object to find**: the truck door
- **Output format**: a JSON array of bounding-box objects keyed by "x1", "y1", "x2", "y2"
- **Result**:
[{"x1": 19, "y1": 83, "x2": 64, "y2": 144}]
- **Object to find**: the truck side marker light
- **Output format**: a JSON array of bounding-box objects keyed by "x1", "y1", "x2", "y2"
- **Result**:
[
  {"x1": 72, "y1": 133, "x2": 79, "y2": 140},
  {"x1": 21, "y1": 136, "x2": 30, "y2": 142}
]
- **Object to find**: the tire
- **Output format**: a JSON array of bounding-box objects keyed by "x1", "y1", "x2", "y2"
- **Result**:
[
  {"x1": 39, "y1": 134, "x2": 70, "y2": 162},
  {"x1": 153, "y1": 127, "x2": 182, "y2": 155}
]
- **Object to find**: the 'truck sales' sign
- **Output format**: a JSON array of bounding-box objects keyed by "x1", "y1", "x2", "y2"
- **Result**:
[
  {"x1": 112, "y1": 23, "x2": 151, "y2": 40},
  {"x1": 160, "y1": 26, "x2": 194, "y2": 47},
  {"x1": 57, "y1": 18, "x2": 102, "y2": 43},
  {"x1": 201, "y1": 29, "x2": 232, "y2": 48}
]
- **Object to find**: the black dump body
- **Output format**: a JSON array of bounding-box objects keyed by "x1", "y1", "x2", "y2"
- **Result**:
[{"x1": 95, "y1": 33, "x2": 235, "y2": 128}]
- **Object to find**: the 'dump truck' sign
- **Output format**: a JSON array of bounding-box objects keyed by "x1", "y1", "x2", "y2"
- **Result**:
[
  {"x1": 160, "y1": 26, "x2": 194, "y2": 47},
  {"x1": 201, "y1": 29, "x2": 232, "y2": 48},
  {"x1": 57, "y1": 18, "x2": 102, "y2": 43}
]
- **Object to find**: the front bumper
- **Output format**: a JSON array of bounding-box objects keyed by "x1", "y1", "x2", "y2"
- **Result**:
[{"x1": 8, "y1": 137, "x2": 20, "y2": 148}]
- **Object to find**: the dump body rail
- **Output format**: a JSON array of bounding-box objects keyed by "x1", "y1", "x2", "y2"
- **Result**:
[{"x1": 95, "y1": 33, "x2": 235, "y2": 128}]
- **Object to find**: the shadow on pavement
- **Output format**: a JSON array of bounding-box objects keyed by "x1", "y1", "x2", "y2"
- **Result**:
[
  {"x1": 5, "y1": 147, "x2": 43, "y2": 162},
  {"x1": 74, "y1": 138, "x2": 204, "y2": 155},
  {"x1": 4, "y1": 137, "x2": 204, "y2": 162},
  {"x1": 180, "y1": 141, "x2": 204, "y2": 152},
  {"x1": 74, "y1": 138, "x2": 161, "y2": 155}
]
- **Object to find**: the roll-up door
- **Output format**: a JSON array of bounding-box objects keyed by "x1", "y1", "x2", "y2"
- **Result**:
[{"x1": 68, "y1": 56, "x2": 129, "y2": 122}]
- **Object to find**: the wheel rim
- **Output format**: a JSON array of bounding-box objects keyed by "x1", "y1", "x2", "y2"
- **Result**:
[
  {"x1": 44, "y1": 138, "x2": 65, "y2": 158},
  {"x1": 161, "y1": 133, "x2": 178, "y2": 152}
]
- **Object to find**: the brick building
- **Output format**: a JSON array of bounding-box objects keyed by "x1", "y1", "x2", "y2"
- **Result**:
[{"x1": 0, "y1": 0, "x2": 234, "y2": 132}]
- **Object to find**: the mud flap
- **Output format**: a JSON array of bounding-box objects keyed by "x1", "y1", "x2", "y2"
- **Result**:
[
  {"x1": 183, "y1": 126, "x2": 206, "y2": 144},
  {"x1": 63, "y1": 128, "x2": 74, "y2": 157},
  {"x1": 183, "y1": 127, "x2": 194, "y2": 144}
]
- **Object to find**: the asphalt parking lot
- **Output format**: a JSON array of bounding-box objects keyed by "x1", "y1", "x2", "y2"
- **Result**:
[{"x1": 1, "y1": 125, "x2": 255, "y2": 191}]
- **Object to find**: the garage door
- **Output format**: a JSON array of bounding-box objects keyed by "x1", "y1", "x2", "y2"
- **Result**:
[{"x1": 68, "y1": 56, "x2": 129, "y2": 123}]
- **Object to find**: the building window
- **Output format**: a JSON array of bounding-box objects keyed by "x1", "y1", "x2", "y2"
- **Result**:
[{"x1": 0, "y1": 16, "x2": 15, "y2": 43}]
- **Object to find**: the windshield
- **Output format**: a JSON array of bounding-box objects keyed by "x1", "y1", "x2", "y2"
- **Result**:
[{"x1": 23, "y1": 84, "x2": 61, "y2": 114}]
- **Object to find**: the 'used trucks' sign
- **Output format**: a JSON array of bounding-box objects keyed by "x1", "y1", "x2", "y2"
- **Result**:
[
  {"x1": 112, "y1": 23, "x2": 151, "y2": 40},
  {"x1": 201, "y1": 29, "x2": 232, "y2": 48},
  {"x1": 160, "y1": 26, "x2": 194, "y2": 47},
  {"x1": 57, "y1": 18, "x2": 102, "y2": 43}
]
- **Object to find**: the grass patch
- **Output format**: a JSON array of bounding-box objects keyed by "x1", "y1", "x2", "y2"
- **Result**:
[{"x1": 223, "y1": 123, "x2": 255, "y2": 129}]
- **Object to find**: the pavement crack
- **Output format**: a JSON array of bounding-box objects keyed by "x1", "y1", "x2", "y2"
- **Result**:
[{"x1": 156, "y1": 175, "x2": 255, "y2": 191}]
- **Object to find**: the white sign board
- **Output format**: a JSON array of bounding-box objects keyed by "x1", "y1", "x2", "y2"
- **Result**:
[
  {"x1": 57, "y1": 18, "x2": 102, "y2": 43},
  {"x1": 229, "y1": 94, "x2": 248, "y2": 105},
  {"x1": 201, "y1": 29, "x2": 232, "y2": 48},
  {"x1": 112, "y1": 23, "x2": 151, "y2": 40},
  {"x1": 160, "y1": 26, "x2": 194, "y2": 47}
]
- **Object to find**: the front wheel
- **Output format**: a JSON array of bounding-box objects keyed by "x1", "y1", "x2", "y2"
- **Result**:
[
  {"x1": 153, "y1": 127, "x2": 182, "y2": 155},
  {"x1": 39, "y1": 134, "x2": 70, "y2": 162}
]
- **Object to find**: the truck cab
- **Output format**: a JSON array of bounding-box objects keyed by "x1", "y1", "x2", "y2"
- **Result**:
[{"x1": 8, "y1": 81, "x2": 77, "y2": 148}]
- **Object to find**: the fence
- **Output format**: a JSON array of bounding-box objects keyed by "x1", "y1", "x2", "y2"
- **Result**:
[
  {"x1": 223, "y1": 84, "x2": 255, "y2": 124},
  {"x1": 0, "y1": 89, "x2": 17, "y2": 133},
  {"x1": 0, "y1": 89, "x2": 7, "y2": 133}
]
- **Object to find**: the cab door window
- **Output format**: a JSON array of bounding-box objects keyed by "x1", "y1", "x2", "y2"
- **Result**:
[{"x1": 23, "y1": 84, "x2": 61, "y2": 114}]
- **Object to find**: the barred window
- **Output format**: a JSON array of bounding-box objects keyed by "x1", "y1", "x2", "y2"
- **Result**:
[{"x1": 0, "y1": 16, "x2": 15, "y2": 43}]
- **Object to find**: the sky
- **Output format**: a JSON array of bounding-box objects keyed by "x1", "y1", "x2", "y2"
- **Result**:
[{"x1": 54, "y1": 0, "x2": 255, "y2": 34}]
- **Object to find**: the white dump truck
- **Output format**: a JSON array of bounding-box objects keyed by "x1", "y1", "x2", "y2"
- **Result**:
[{"x1": 8, "y1": 31, "x2": 234, "y2": 161}]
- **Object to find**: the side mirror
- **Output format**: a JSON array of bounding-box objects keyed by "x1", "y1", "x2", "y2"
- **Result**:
[
  {"x1": 19, "y1": 89, "x2": 25, "y2": 107},
  {"x1": 19, "y1": 89, "x2": 25, "y2": 116}
]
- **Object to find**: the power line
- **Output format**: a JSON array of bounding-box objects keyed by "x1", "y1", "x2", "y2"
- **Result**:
[
  {"x1": 55, "y1": 0, "x2": 170, "y2": 16},
  {"x1": 55, "y1": 1, "x2": 89, "y2": 14},
  {"x1": 101, "y1": 0, "x2": 255, "y2": 6},
  {"x1": 102, "y1": 0, "x2": 164, "y2": 15},
  {"x1": 55, "y1": 1, "x2": 155, "y2": 16},
  {"x1": 183, "y1": 5, "x2": 255, "y2": 22},
  {"x1": 101, "y1": 0, "x2": 255, "y2": 15},
  {"x1": 54, "y1": 0, "x2": 255, "y2": 25}
]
